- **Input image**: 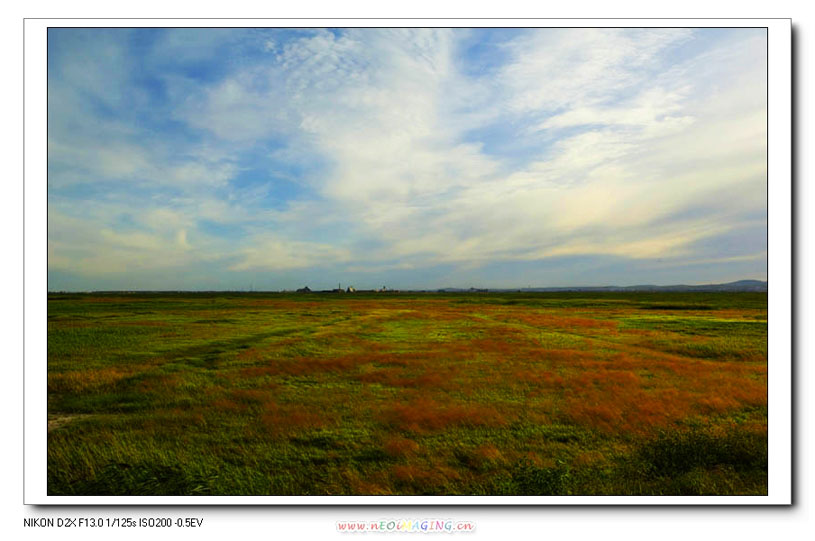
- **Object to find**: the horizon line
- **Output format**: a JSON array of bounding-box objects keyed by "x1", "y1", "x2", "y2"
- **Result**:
[{"x1": 47, "y1": 279, "x2": 768, "y2": 294}]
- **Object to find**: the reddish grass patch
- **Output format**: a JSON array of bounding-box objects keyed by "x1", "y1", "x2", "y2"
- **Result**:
[
  {"x1": 571, "y1": 368, "x2": 641, "y2": 389},
  {"x1": 383, "y1": 436, "x2": 421, "y2": 457},
  {"x1": 572, "y1": 450, "x2": 607, "y2": 466},
  {"x1": 48, "y1": 367, "x2": 135, "y2": 393},
  {"x1": 460, "y1": 444, "x2": 505, "y2": 470},
  {"x1": 692, "y1": 370, "x2": 767, "y2": 411},
  {"x1": 555, "y1": 354, "x2": 767, "y2": 434},
  {"x1": 562, "y1": 367, "x2": 696, "y2": 434},
  {"x1": 384, "y1": 397, "x2": 509, "y2": 433},
  {"x1": 513, "y1": 369, "x2": 566, "y2": 388},
  {"x1": 466, "y1": 337, "x2": 521, "y2": 358},
  {"x1": 260, "y1": 403, "x2": 327, "y2": 435},
  {"x1": 236, "y1": 348, "x2": 267, "y2": 363},
  {"x1": 474, "y1": 444, "x2": 503, "y2": 461},
  {"x1": 210, "y1": 397, "x2": 249, "y2": 414},
  {"x1": 420, "y1": 305, "x2": 473, "y2": 322},
  {"x1": 696, "y1": 395, "x2": 741, "y2": 414}
]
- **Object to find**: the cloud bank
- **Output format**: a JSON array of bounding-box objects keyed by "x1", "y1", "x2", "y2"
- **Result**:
[{"x1": 47, "y1": 27, "x2": 767, "y2": 290}]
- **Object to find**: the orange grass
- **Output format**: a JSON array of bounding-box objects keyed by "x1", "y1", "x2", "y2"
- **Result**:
[
  {"x1": 384, "y1": 397, "x2": 509, "y2": 433},
  {"x1": 383, "y1": 436, "x2": 421, "y2": 457},
  {"x1": 48, "y1": 367, "x2": 136, "y2": 393},
  {"x1": 260, "y1": 403, "x2": 328, "y2": 435}
]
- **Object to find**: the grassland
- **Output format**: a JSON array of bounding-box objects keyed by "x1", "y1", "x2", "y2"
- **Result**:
[{"x1": 47, "y1": 291, "x2": 768, "y2": 496}]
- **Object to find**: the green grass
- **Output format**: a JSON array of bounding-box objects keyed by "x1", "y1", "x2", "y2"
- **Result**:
[{"x1": 47, "y1": 291, "x2": 767, "y2": 496}]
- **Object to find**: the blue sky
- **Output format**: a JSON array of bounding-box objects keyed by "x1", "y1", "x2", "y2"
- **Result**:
[{"x1": 47, "y1": 28, "x2": 767, "y2": 291}]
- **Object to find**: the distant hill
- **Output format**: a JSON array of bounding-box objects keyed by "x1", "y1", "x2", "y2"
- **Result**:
[{"x1": 438, "y1": 280, "x2": 767, "y2": 293}]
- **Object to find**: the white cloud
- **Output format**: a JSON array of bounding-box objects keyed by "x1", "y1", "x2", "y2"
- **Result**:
[
  {"x1": 498, "y1": 28, "x2": 694, "y2": 113},
  {"x1": 228, "y1": 238, "x2": 352, "y2": 271},
  {"x1": 48, "y1": 210, "x2": 198, "y2": 275},
  {"x1": 48, "y1": 28, "x2": 768, "y2": 287}
]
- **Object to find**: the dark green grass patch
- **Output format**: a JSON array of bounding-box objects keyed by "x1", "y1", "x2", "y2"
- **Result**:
[
  {"x1": 620, "y1": 317, "x2": 766, "y2": 337},
  {"x1": 50, "y1": 461, "x2": 220, "y2": 496},
  {"x1": 636, "y1": 426, "x2": 767, "y2": 476}
]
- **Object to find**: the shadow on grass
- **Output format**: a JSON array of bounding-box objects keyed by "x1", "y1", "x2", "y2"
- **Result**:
[
  {"x1": 507, "y1": 425, "x2": 767, "y2": 496},
  {"x1": 49, "y1": 462, "x2": 219, "y2": 496}
]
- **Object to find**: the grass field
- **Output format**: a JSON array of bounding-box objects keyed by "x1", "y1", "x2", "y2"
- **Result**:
[{"x1": 47, "y1": 291, "x2": 768, "y2": 496}]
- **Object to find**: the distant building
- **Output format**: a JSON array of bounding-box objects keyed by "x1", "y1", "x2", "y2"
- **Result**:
[
  {"x1": 346, "y1": 286, "x2": 356, "y2": 293},
  {"x1": 296, "y1": 286, "x2": 311, "y2": 293}
]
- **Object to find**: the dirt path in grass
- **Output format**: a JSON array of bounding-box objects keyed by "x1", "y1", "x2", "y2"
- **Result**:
[{"x1": 47, "y1": 413, "x2": 93, "y2": 432}]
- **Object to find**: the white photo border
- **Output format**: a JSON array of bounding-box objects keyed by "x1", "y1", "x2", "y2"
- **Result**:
[{"x1": 24, "y1": 17, "x2": 792, "y2": 505}]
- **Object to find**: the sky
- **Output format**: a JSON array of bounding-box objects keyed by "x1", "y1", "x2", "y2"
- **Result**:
[{"x1": 47, "y1": 27, "x2": 768, "y2": 291}]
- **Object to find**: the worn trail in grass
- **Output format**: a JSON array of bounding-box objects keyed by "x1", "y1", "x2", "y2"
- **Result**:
[{"x1": 47, "y1": 291, "x2": 767, "y2": 495}]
